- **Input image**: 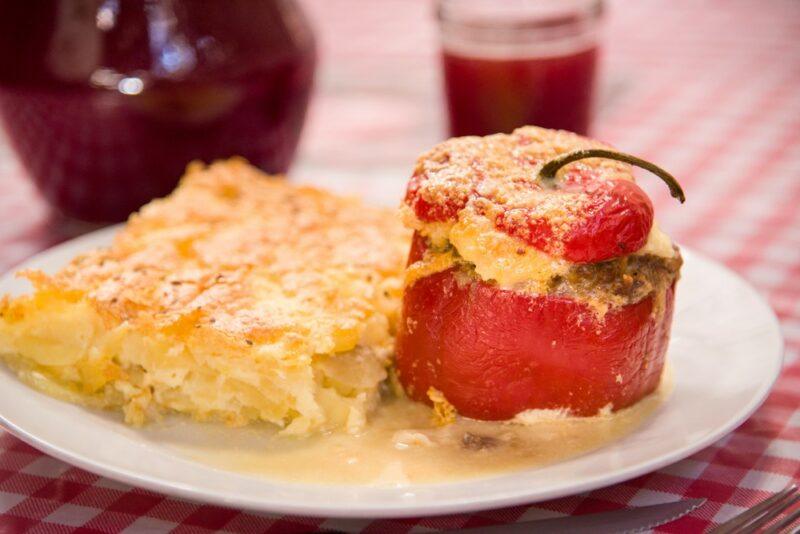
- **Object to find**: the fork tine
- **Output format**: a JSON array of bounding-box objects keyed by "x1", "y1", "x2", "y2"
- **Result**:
[
  {"x1": 708, "y1": 485, "x2": 797, "y2": 534},
  {"x1": 742, "y1": 493, "x2": 800, "y2": 533},
  {"x1": 762, "y1": 498, "x2": 800, "y2": 534}
]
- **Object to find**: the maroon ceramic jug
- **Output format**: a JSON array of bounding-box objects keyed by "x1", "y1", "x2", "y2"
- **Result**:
[{"x1": 0, "y1": 0, "x2": 316, "y2": 222}]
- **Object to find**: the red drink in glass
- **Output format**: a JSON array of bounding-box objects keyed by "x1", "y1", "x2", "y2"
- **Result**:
[
  {"x1": 0, "y1": 0, "x2": 316, "y2": 222},
  {"x1": 443, "y1": 46, "x2": 598, "y2": 136},
  {"x1": 438, "y1": 0, "x2": 602, "y2": 137}
]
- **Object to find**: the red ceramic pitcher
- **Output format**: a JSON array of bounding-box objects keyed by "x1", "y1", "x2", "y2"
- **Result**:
[{"x1": 0, "y1": 0, "x2": 316, "y2": 222}]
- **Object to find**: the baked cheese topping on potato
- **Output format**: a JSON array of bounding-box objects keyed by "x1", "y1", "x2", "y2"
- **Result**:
[{"x1": 0, "y1": 159, "x2": 410, "y2": 435}]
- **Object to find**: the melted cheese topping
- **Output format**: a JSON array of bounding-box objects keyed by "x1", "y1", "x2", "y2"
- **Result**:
[
  {"x1": 404, "y1": 202, "x2": 676, "y2": 293},
  {"x1": 448, "y1": 214, "x2": 571, "y2": 290},
  {"x1": 404, "y1": 248, "x2": 457, "y2": 287},
  {"x1": 638, "y1": 222, "x2": 675, "y2": 259}
]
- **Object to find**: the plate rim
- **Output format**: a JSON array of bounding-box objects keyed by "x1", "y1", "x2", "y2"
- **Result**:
[{"x1": 0, "y1": 229, "x2": 785, "y2": 518}]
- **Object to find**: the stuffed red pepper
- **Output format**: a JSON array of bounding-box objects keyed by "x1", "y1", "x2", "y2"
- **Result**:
[{"x1": 396, "y1": 126, "x2": 685, "y2": 420}]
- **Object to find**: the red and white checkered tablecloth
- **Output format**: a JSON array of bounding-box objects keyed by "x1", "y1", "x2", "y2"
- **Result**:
[{"x1": 0, "y1": 1, "x2": 799, "y2": 532}]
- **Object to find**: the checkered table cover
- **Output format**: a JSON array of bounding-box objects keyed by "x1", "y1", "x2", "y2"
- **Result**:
[{"x1": 0, "y1": 0, "x2": 798, "y2": 532}]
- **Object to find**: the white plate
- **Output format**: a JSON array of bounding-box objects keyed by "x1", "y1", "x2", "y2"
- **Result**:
[{"x1": 0, "y1": 226, "x2": 784, "y2": 518}]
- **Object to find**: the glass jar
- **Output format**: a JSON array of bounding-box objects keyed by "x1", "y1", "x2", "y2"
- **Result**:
[
  {"x1": 437, "y1": 0, "x2": 602, "y2": 137},
  {"x1": 0, "y1": 0, "x2": 316, "y2": 222}
]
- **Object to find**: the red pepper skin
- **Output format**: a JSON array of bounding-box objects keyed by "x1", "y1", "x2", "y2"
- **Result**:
[
  {"x1": 396, "y1": 240, "x2": 675, "y2": 419},
  {"x1": 407, "y1": 173, "x2": 655, "y2": 264},
  {"x1": 561, "y1": 179, "x2": 655, "y2": 263}
]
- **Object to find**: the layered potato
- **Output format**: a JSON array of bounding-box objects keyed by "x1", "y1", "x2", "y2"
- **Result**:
[{"x1": 0, "y1": 160, "x2": 410, "y2": 435}]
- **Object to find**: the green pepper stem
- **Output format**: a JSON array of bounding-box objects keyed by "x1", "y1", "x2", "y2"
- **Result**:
[{"x1": 538, "y1": 149, "x2": 685, "y2": 203}]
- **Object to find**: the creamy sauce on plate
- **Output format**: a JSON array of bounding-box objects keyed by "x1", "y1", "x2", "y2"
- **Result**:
[{"x1": 143, "y1": 371, "x2": 671, "y2": 486}]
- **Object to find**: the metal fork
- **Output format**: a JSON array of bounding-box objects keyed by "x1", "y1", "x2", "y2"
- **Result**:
[{"x1": 709, "y1": 484, "x2": 800, "y2": 534}]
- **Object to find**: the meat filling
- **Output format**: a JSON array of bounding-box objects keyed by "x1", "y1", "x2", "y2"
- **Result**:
[
  {"x1": 549, "y1": 251, "x2": 682, "y2": 308},
  {"x1": 433, "y1": 238, "x2": 682, "y2": 310}
]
